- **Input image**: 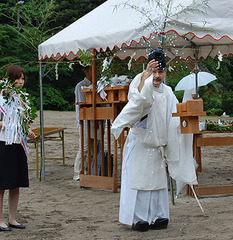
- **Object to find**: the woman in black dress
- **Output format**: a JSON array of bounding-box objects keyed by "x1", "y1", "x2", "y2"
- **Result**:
[{"x1": 0, "y1": 65, "x2": 35, "y2": 231}]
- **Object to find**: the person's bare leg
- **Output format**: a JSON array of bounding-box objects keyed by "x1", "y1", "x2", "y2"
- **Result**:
[
  {"x1": 0, "y1": 190, "x2": 8, "y2": 228},
  {"x1": 8, "y1": 188, "x2": 20, "y2": 225}
]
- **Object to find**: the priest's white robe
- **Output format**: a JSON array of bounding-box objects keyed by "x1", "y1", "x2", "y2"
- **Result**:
[{"x1": 111, "y1": 73, "x2": 198, "y2": 225}]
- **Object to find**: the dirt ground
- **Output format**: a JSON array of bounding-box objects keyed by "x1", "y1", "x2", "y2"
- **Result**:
[{"x1": 1, "y1": 111, "x2": 233, "y2": 240}]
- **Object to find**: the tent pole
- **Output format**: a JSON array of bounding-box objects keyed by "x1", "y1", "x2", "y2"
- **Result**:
[
  {"x1": 194, "y1": 48, "x2": 199, "y2": 99},
  {"x1": 39, "y1": 62, "x2": 45, "y2": 181}
]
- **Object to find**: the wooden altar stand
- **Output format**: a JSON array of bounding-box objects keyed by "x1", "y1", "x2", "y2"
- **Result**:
[
  {"x1": 189, "y1": 131, "x2": 233, "y2": 197},
  {"x1": 78, "y1": 85, "x2": 129, "y2": 192},
  {"x1": 173, "y1": 98, "x2": 233, "y2": 197}
]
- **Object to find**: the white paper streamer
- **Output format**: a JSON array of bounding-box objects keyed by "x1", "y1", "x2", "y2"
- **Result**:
[{"x1": 0, "y1": 88, "x2": 30, "y2": 155}]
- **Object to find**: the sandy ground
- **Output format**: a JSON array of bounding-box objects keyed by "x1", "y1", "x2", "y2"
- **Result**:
[{"x1": 1, "y1": 111, "x2": 233, "y2": 240}]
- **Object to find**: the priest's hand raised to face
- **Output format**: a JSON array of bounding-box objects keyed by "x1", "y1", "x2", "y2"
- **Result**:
[{"x1": 138, "y1": 60, "x2": 159, "y2": 92}]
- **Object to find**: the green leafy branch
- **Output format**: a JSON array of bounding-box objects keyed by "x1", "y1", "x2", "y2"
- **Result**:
[{"x1": 77, "y1": 49, "x2": 92, "y2": 67}]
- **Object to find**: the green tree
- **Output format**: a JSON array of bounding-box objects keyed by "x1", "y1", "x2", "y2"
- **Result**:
[
  {"x1": 49, "y1": 0, "x2": 106, "y2": 30},
  {"x1": 0, "y1": 0, "x2": 106, "y2": 111}
]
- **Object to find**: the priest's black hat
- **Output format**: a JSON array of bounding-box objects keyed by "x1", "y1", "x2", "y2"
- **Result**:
[{"x1": 147, "y1": 48, "x2": 166, "y2": 70}]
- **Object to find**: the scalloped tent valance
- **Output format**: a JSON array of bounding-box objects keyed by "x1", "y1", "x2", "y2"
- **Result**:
[{"x1": 38, "y1": 0, "x2": 233, "y2": 61}]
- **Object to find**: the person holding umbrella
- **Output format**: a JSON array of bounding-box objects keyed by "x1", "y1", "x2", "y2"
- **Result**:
[
  {"x1": 175, "y1": 71, "x2": 217, "y2": 101},
  {"x1": 182, "y1": 88, "x2": 199, "y2": 102}
]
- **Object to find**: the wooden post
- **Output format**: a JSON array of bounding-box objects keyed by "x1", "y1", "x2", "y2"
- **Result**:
[
  {"x1": 100, "y1": 120, "x2": 104, "y2": 176},
  {"x1": 107, "y1": 120, "x2": 111, "y2": 177},
  {"x1": 91, "y1": 49, "x2": 98, "y2": 176},
  {"x1": 113, "y1": 137, "x2": 118, "y2": 193},
  {"x1": 87, "y1": 120, "x2": 91, "y2": 175},
  {"x1": 80, "y1": 120, "x2": 84, "y2": 175}
]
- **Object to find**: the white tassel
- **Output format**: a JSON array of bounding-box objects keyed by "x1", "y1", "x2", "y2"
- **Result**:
[
  {"x1": 168, "y1": 65, "x2": 174, "y2": 72},
  {"x1": 68, "y1": 63, "x2": 74, "y2": 70},
  {"x1": 218, "y1": 51, "x2": 223, "y2": 62},
  {"x1": 102, "y1": 57, "x2": 112, "y2": 72},
  {"x1": 216, "y1": 61, "x2": 221, "y2": 70},
  {"x1": 55, "y1": 62, "x2": 59, "y2": 80},
  {"x1": 216, "y1": 51, "x2": 223, "y2": 70},
  {"x1": 127, "y1": 52, "x2": 136, "y2": 70}
]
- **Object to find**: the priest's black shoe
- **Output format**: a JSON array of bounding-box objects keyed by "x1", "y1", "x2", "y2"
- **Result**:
[
  {"x1": 8, "y1": 223, "x2": 26, "y2": 229},
  {"x1": 0, "y1": 226, "x2": 12, "y2": 231},
  {"x1": 132, "y1": 221, "x2": 149, "y2": 232},
  {"x1": 149, "y1": 218, "x2": 169, "y2": 230}
]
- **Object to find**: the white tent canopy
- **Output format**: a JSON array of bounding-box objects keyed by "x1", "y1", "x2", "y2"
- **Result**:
[
  {"x1": 38, "y1": 0, "x2": 233, "y2": 61},
  {"x1": 37, "y1": 0, "x2": 233, "y2": 180}
]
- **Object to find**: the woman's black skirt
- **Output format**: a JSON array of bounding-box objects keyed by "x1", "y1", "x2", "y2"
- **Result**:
[{"x1": 0, "y1": 141, "x2": 29, "y2": 190}]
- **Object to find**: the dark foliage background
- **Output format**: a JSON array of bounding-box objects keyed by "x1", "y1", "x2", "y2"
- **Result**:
[{"x1": 0, "y1": 0, "x2": 233, "y2": 115}]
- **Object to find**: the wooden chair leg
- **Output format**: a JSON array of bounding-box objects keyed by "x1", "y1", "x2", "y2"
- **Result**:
[
  {"x1": 62, "y1": 131, "x2": 65, "y2": 166},
  {"x1": 36, "y1": 141, "x2": 39, "y2": 178}
]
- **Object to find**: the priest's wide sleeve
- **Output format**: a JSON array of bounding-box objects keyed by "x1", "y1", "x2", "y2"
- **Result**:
[{"x1": 111, "y1": 79, "x2": 153, "y2": 139}]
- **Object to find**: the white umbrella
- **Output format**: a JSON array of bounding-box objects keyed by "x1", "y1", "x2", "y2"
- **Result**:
[{"x1": 175, "y1": 72, "x2": 217, "y2": 91}]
